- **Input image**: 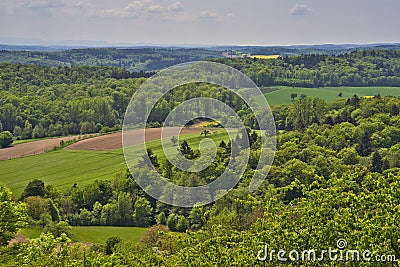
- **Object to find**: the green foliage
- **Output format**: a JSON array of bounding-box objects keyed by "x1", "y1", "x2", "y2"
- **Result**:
[
  {"x1": 0, "y1": 184, "x2": 27, "y2": 246},
  {"x1": 104, "y1": 236, "x2": 122, "y2": 255},
  {"x1": 44, "y1": 221, "x2": 71, "y2": 238},
  {"x1": 21, "y1": 179, "x2": 46, "y2": 199},
  {"x1": 215, "y1": 50, "x2": 400, "y2": 88},
  {"x1": 0, "y1": 131, "x2": 13, "y2": 148},
  {"x1": 0, "y1": 48, "x2": 222, "y2": 72},
  {"x1": 133, "y1": 197, "x2": 153, "y2": 227},
  {"x1": 156, "y1": 212, "x2": 166, "y2": 225}
]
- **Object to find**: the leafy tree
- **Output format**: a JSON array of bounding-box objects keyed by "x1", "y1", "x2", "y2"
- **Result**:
[
  {"x1": 133, "y1": 197, "x2": 153, "y2": 227},
  {"x1": 104, "y1": 236, "x2": 122, "y2": 255},
  {"x1": 156, "y1": 212, "x2": 166, "y2": 225},
  {"x1": 170, "y1": 136, "x2": 178, "y2": 146},
  {"x1": 13, "y1": 126, "x2": 22, "y2": 139},
  {"x1": 178, "y1": 140, "x2": 195, "y2": 159},
  {"x1": 357, "y1": 130, "x2": 372, "y2": 156},
  {"x1": 188, "y1": 206, "x2": 204, "y2": 230},
  {"x1": 21, "y1": 179, "x2": 46, "y2": 199},
  {"x1": 290, "y1": 93, "x2": 297, "y2": 101},
  {"x1": 175, "y1": 216, "x2": 189, "y2": 232},
  {"x1": 200, "y1": 129, "x2": 210, "y2": 137},
  {"x1": 371, "y1": 151, "x2": 383, "y2": 173},
  {"x1": 166, "y1": 213, "x2": 178, "y2": 231},
  {"x1": 24, "y1": 196, "x2": 49, "y2": 221},
  {"x1": 391, "y1": 104, "x2": 399, "y2": 116},
  {"x1": 44, "y1": 221, "x2": 71, "y2": 237},
  {"x1": 0, "y1": 131, "x2": 13, "y2": 148},
  {"x1": 0, "y1": 184, "x2": 27, "y2": 246},
  {"x1": 21, "y1": 120, "x2": 32, "y2": 139},
  {"x1": 32, "y1": 123, "x2": 45, "y2": 138},
  {"x1": 115, "y1": 192, "x2": 133, "y2": 225}
]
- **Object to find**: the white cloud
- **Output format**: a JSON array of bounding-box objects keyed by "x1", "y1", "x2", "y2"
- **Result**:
[
  {"x1": 91, "y1": 0, "x2": 186, "y2": 19},
  {"x1": 22, "y1": 0, "x2": 65, "y2": 9},
  {"x1": 73, "y1": 1, "x2": 90, "y2": 9},
  {"x1": 199, "y1": 10, "x2": 218, "y2": 19},
  {"x1": 168, "y1": 2, "x2": 184, "y2": 13},
  {"x1": 289, "y1": 4, "x2": 312, "y2": 16},
  {"x1": 147, "y1": 4, "x2": 163, "y2": 13}
]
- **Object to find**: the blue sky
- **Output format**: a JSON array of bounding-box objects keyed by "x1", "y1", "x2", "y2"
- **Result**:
[{"x1": 0, "y1": 0, "x2": 399, "y2": 45}]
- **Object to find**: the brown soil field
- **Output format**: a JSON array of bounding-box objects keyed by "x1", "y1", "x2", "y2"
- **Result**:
[
  {"x1": 65, "y1": 127, "x2": 202, "y2": 151},
  {"x1": 0, "y1": 135, "x2": 84, "y2": 161}
]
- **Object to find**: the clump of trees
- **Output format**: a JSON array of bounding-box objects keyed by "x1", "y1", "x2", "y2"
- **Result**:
[{"x1": 0, "y1": 131, "x2": 13, "y2": 148}]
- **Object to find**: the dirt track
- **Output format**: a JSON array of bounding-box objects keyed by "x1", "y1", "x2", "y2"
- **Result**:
[
  {"x1": 0, "y1": 135, "x2": 83, "y2": 161},
  {"x1": 65, "y1": 128, "x2": 202, "y2": 151}
]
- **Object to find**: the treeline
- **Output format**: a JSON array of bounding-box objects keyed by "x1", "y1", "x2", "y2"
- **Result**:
[
  {"x1": 214, "y1": 49, "x2": 400, "y2": 87},
  {"x1": 0, "y1": 64, "x2": 149, "y2": 140},
  {"x1": 0, "y1": 48, "x2": 222, "y2": 72},
  {"x1": 0, "y1": 64, "x2": 254, "y2": 141},
  {"x1": 2, "y1": 49, "x2": 400, "y2": 142}
]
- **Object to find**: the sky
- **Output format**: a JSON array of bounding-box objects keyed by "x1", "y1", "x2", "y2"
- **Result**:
[{"x1": 0, "y1": 0, "x2": 399, "y2": 46}]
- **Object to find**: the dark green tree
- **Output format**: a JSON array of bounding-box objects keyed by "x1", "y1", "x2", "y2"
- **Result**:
[
  {"x1": 21, "y1": 179, "x2": 46, "y2": 199},
  {"x1": 178, "y1": 140, "x2": 195, "y2": 159},
  {"x1": 357, "y1": 130, "x2": 372, "y2": 156},
  {"x1": 104, "y1": 236, "x2": 122, "y2": 255},
  {"x1": 371, "y1": 151, "x2": 383, "y2": 173}
]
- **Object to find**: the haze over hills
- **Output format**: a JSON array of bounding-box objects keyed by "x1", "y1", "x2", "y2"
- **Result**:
[
  {"x1": 1, "y1": 42, "x2": 400, "y2": 72},
  {"x1": 1, "y1": 39, "x2": 400, "y2": 52}
]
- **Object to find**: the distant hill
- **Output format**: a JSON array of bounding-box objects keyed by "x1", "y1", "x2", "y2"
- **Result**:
[
  {"x1": 212, "y1": 43, "x2": 400, "y2": 56},
  {"x1": 1, "y1": 43, "x2": 400, "y2": 72},
  {"x1": 0, "y1": 48, "x2": 223, "y2": 72}
]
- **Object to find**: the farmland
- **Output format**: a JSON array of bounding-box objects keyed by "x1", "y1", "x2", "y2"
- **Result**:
[
  {"x1": 0, "y1": 135, "x2": 84, "y2": 160},
  {"x1": 262, "y1": 86, "x2": 400, "y2": 105},
  {"x1": 0, "y1": 129, "x2": 231, "y2": 196},
  {"x1": 250, "y1": 54, "x2": 280, "y2": 59}
]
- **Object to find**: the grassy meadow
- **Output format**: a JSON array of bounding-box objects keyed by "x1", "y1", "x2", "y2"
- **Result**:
[
  {"x1": 262, "y1": 86, "x2": 400, "y2": 106},
  {"x1": 0, "y1": 130, "x2": 232, "y2": 196},
  {"x1": 20, "y1": 226, "x2": 147, "y2": 243}
]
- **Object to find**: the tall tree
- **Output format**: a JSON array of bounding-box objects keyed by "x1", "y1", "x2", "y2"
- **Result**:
[
  {"x1": 0, "y1": 184, "x2": 27, "y2": 245},
  {"x1": 179, "y1": 140, "x2": 195, "y2": 160},
  {"x1": 133, "y1": 197, "x2": 153, "y2": 227},
  {"x1": 371, "y1": 151, "x2": 383, "y2": 173}
]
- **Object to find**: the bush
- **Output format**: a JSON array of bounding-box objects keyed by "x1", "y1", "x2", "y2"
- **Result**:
[
  {"x1": 104, "y1": 236, "x2": 122, "y2": 255},
  {"x1": 0, "y1": 131, "x2": 13, "y2": 148}
]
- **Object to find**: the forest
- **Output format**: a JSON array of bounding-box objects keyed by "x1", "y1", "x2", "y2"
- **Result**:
[
  {"x1": 1, "y1": 49, "x2": 400, "y2": 144},
  {"x1": 214, "y1": 50, "x2": 400, "y2": 88},
  {"x1": 0, "y1": 48, "x2": 222, "y2": 72},
  {"x1": 1, "y1": 94, "x2": 400, "y2": 265},
  {"x1": 0, "y1": 49, "x2": 400, "y2": 265}
]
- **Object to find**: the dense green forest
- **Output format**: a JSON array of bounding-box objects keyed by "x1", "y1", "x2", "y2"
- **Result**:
[
  {"x1": 214, "y1": 50, "x2": 400, "y2": 88},
  {"x1": 1, "y1": 49, "x2": 400, "y2": 265},
  {"x1": 1, "y1": 95, "x2": 400, "y2": 265},
  {"x1": 1, "y1": 49, "x2": 400, "y2": 144},
  {"x1": 0, "y1": 48, "x2": 222, "y2": 72}
]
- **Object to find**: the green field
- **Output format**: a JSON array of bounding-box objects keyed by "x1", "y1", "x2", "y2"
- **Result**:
[
  {"x1": 262, "y1": 86, "x2": 400, "y2": 106},
  {"x1": 0, "y1": 130, "x2": 232, "y2": 196},
  {"x1": 0, "y1": 150, "x2": 126, "y2": 196},
  {"x1": 20, "y1": 226, "x2": 147, "y2": 243}
]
